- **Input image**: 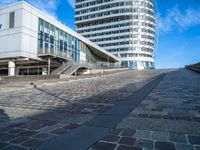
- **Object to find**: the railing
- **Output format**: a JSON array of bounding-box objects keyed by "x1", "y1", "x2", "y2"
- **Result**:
[
  {"x1": 62, "y1": 63, "x2": 82, "y2": 75},
  {"x1": 51, "y1": 62, "x2": 72, "y2": 75},
  {"x1": 38, "y1": 48, "x2": 76, "y2": 62}
]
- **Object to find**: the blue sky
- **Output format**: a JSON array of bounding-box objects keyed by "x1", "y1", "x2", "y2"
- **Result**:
[{"x1": 0, "y1": 0, "x2": 200, "y2": 68}]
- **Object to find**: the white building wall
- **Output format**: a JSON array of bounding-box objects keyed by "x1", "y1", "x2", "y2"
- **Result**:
[
  {"x1": 0, "y1": 1, "x2": 118, "y2": 64},
  {"x1": 20, "y1": 5, "x2": 39, "y2": 60},
  {"x1": 0, "y1": 7, "x2": 22, "y2": 59},
  {"x1": 75, "y1": 0, "x2": 156, "y2": 69}
]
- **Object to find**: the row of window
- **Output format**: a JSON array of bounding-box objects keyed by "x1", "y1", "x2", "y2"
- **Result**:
[
  {"x1": 76, "y1": 2, "x2": 153, "y2": 15},
  {"x1": 141, "y1": 47, "x2": 154, "y2": 53},
  {"x1": 77, "y1": 16, "x2": 133, "y2": 27},
  {"x1": 107, "y1": 46, "x2": 153, "y2": 53},
  {"x1": 77, "y1": 21, "x2": 155, "y2": 34},
  {"x1": 98, "y1": 40, "x2": 154, "y2": 47},
  {"x1": 91, "y1": 35, "x2": 132, "y2": 42},
  {"x1": 84, "y1": 28, "x2": 133, "y2": 38},
  {"x1": 76, "y1": 0, "x2": 154, "y2": 9},
  {"x1": 75, "y1": 8, "x2": 155, "y2": 22},
  {"x1": 140, "y1": 41, "x2": 154, "y2": 47},
  {"x1": 38, "y1": 18, "x2": 110, "y2": 65},
  {"x1": 120, "y1": 53, "x2": 152, "y2": 58},
  {"x1": 90, "y1": 34, "x2": 154, "y2": 43},
  {"x1": 38, "y1": 18, "x2": 81, "y2": 62},
  {"x1": 141, "y1": 28, "x2": 155, "y2": 34},
  {"x1": 78, "y1": 22, "x2": 133, "y2": 33},
  {"x1": 83, "y1": 28, "x2": 155, "y2": 38},
  {"x1": 141, "y1": 35, "x2": 155, "y2": 41},
  {"x1": 121, "y1": 60, "x2": 155, "y2": 69},
  {"x1": 107, "y1": 48, "x2": 129, "y2": 52},
  {"x1": 99, "y1": 41, "x2": 131, "y2": 47}
]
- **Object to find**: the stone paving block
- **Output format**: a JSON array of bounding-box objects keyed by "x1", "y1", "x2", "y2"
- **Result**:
[
  {"x1": 133, "y1": 130, "x2": 151, "y2": 139},
  {"x1": 33, "y1": 133, "x2": 56, "y2": 141},
  {"x1": 195, "y1": 146, "x2": 200, "y2": 150},
  {"x1": 188, "y1": 135, "x2": 200, "y2": 145},
  {"x1": 21, "y1": 139, "x2": 43, "y2": 149},
  {"x1": 116, "y1": 145, "x2": 142, "y2": 150},
  {"x1": 192, "y1": 117, "x2": 200, "y2": 123},
  {"x1": 151, "y1": 131, "x2": 169, "y2": 141},
  {"x1": 0, "y1": 132, "x2": 6, "y2": 138},
  {"x1": 17, "y1": 130, "x2": 38, "y2": 137},
  {"x1": 1, "y1": 145, "x2": 28, "y2": 150},
  {"x1": 6, "y1": 128, "x2": 25, "y2": 135},
  {"x1": 0, "y1": 127, "x2": 14, "y2": 133},
  {"x1": 50, "y1": 127, "x2": 69, "y2": 135},
  {"x1": 149, "y1": 114, "x2": 162, "y2": 119},
  {"x1": 175, "y1": 116, "x2": 192, "y2": 121},
  {"x1": 119, "y1": 137, "x2": 136, "y2": 146},
  {"x1": 121, "y1": 129, "x2": 136, "y2": 137},
  {"x1": 176, "y1": 143, "x2": 195, "y2": 150},
  {"x1": 137, "y1": 114, "x2": 149, "y2": 118},
  {"x1": 134, "y1": 139, "x2": 154, "y2": 149},
  {"x1": 0, "y1": 141, "x2": 8, "y2": 149},
  {"x1": 90, "y1": 142, "x2": 117, "y2": 150},
  {"x1": 100, "y1": 134, "x2": 120, "y2": 143},
  {"x1": 155, "y1": 141, "x2": 176, "y2": 150},
  {"x1": 9, "y1": 136, "x2": 30, "y2": 144},
  {"x1": 37, "y1": 123, "x2": 68, "y2": 133},
  {"x1": 63, "y1": 124, "x2": 80, "y2": 130},
  {"x1": 0, "y1": 134, "x2": 18, "y2": 142},
  {"x1": 169, "y1": 133, "x2": 187, "y2": 143},
  {"x1": 162, "y1": 115, "x2": 175, "y2": 120},
  {"x1": 109, "y1": 129, "x2": 123, "y2": 136}
]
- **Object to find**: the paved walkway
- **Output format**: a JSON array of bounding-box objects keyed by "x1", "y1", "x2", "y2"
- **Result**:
[
  {"x1": 89, "y1": 69, "x2": 200, "y2": 150},
  {"x1": 0, "y1": 69, "x2": 199, "y2": 150}
]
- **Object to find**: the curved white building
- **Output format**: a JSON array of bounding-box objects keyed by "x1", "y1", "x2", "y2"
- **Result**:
[{"x1": 75, "y1": 0, "x2": 157, "y2": 69}]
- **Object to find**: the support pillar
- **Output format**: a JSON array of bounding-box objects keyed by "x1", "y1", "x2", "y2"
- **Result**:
[
  {"x1": 8, "y1": 61, "x2": 15, "y2": 76},
  {"x1": 48, "y1": 58, "x2": 51, "y2": 75}
]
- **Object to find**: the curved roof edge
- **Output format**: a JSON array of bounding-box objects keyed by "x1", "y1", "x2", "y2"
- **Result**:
[{"x1": 0, "y1": 1, "x2": 119, "y2": 62}]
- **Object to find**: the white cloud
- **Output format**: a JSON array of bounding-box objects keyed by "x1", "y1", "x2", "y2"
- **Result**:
[
  {"x1": 67, "y1": 0, "x2": 75, "y2": 8},
  {"x1": 159, "y1": 6, "x2": 200, "y2": 33},
  {"x1": 0, "y1": 0, "x2": 60, "y2": 18}
]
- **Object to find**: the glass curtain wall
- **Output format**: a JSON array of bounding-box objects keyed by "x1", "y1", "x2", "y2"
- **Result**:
[
  {"x1": 38, "y1": 18, "x2": 80, "y2": 63},
  {"x1": 38, "y1": 18, "x2": 114, "y2": 69}
]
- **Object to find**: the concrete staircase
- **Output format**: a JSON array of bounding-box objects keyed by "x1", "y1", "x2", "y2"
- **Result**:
[
  {"x1": 62, "y1": 63, "x2": 82, "y2": 75},
  {"x1": 52, "y1": 62, "x2": 83, "y2": 75},
  {"x1": 51, "y1": 62, "x2": 72, "y2": 75}
]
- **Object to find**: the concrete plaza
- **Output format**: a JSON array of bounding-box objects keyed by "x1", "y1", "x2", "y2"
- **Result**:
[{"x1": 0, "y1": 69, "x2": 200, "y2": 150}]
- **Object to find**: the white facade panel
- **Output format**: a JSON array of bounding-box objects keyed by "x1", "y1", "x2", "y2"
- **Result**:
[{"x1": 0, "y1": 1, "x2": 118, "y2": 72}]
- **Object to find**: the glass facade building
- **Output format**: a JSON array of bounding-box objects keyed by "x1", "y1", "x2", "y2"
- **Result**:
[
  {"x1": 0, "y1": 1, "x2": 119, "y2": 76},
  {"x1": 38, "y1": 18, "x2": 115, "y2": 68},
  {"x1": 75, "y1": 0, "x2": 157, "y2": 69},
  {"x1": 38, "y1": 18, "x2": 80, "y2": 63}
]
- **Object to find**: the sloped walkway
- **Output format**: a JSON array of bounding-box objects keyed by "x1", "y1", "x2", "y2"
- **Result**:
[
  {"x1": 36, "y1": 73, "x2": 165, "y2": 150},
  {"x1": 0, "y1": 70, "x2": 169, "y2": 150},
  {"x1": 89, "y1": 69, "x2": 200, "y2": 150}
]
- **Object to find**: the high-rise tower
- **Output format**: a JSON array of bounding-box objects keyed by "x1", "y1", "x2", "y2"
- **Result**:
[{"x1": 75, "y1": 0, "x2": 157, "y2": 69}]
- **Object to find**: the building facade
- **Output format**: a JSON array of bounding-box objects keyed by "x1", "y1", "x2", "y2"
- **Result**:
[
  {"x1": 75, "y1": 0, "x2": 157, "y2": 69},
  {"x1": 0, "y1": 1, "x2": 118, "y2": 76}
]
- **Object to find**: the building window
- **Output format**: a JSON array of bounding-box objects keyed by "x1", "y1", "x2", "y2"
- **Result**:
[{"x1": 9, "y1": 12, "x2": 15, "y2": 28}]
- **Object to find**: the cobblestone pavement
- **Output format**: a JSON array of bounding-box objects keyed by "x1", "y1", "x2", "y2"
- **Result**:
[
  {"x1": 0, "y1": 70, "x2": 170, "y2": 150},
  {"x1": 89, "y1": 69, "x2": 200, "y2": 150}
]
